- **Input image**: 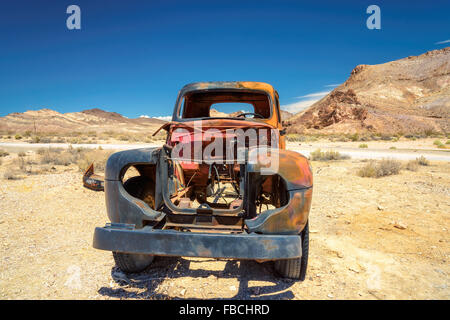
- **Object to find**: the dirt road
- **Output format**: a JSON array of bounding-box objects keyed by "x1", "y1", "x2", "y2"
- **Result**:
[
  {"x1": 1, "y1": 141, "x2": 450, "y2": 161},
  {"x1": 1, "y1": 159, "x2": 448, "y2": 299}
]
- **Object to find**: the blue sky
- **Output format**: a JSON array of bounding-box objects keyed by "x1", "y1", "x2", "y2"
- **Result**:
[{"x1": 0, "y1": 0, "x2": 449, "y2": 118}]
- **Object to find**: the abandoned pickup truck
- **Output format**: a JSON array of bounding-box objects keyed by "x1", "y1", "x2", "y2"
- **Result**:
[{"x1": 93, "y1": 81, "x2": 313, "y2": 280}]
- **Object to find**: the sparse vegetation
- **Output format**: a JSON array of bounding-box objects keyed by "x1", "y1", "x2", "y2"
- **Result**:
[
  {"x1": 3, "y1": 170, "x2": 20, "y2": 180},
  {"x1": 359, "y1": 143, "x2": 368, "y2": 148},
  {"x1": 310, "y1": 149, "x2": 350, "y2": 161},
  {"x1": 0, "y1": 149, "x2": 9, "y2": 157},
  {"x1": 405, "y1": 160, "x2": 419, "y2": 171},
  {"x1": 390, "y1": 146, "x2": 396, "y2": 149},
  {"x1": 15, "y1": 134, "x2": 22, "y2": 140},
  {"x1": 2, "y1": 147, "x2": 114, "y2": 180},
  {"x1": 416, "y1": 156, "x2": 429, "y2": 166},
  {"x1": 358, "y1": 159, "x2": 401, "y2": 178},
  {"x1": 350, "y1": 133, "x2": 359, "y2": 142}
]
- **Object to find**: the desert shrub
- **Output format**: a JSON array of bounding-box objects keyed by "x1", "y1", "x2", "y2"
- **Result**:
[
  {"x1": 24, "y1": 131, "x2": 32, "y2": 137},
  {"x1": 286, "y1": 134, "x2": 303, "y2": 142},
  {"x1": 118, "y1": 135, "x2": 130, "y2": 141},
  {"x1": 405, "y1": 160, "x2": 419, "y2": 171},
  {"x1": 31, "y1": 136, "x2": 41, "y2": 143},
  {"x1": 425, "y1": 129, "x2": 439, "y2": 137},
  {"x1": 446, "y1": 140, "x2": 450, "y2": 145},
  {"x1": 433, "y1": 139, "x2": 442, "y2": 146},
  {"x1": 310, "y1": 149, "x2": 349, "y2": 161},
  {"x1": 0, "y1": 149, "x2": 9, "y2": 157},
  {"x1": 68, "y1": 137, "x2": 81, "y2": 144},
  {"x1": 36, "y1": 148, "x2": 46, "y2": 155},
  {"x1": 39, "y1": 137, "x2": 51, "y2": 143},
  {"x1": 40, "y1": 148, "x2": 64, "y2": 164},
  {"x1": 416, "y1": 156, "x2": 429, "y2": 166},
  {"x1": 357, "y1": 161, "x2": 377, "y2": 178},
  {"x1": 15, "y1": 134, "x2": 22, "y2": 140},
  {"x1": 76, "y1": 149, "x2": 113, "y2": 172},
  {"x1": 359, "y1": 143, "x2": 368, "y2": 148},
  {"x1": 389, "y1": 146, "x2": 396, "y2": 149},
  {"x1": 18, "y1": 152, "x2": 26, "y2": 157},
  {"x1": 11, "y1": 156, "x2": 27, "y2": 172},
  {"x1": 3, "y1": 171, "x2": 20, "y2": 180},
  {"x1": 377, "y1": 159, "x2": 401, "y2": 176},
  {"x1": 358, "y1": 159, "x2": 401, "y2": 178},
  {"x1": 349, "y1": 133, "x2": 359, "y2": 142},
  {"x1": 54, "y1": 137, "x2": 66, "y2": 143}
]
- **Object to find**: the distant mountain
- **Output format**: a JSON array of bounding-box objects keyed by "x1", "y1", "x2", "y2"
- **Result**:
[
  {"x1": 286, "y1": 47, "x2": 450, "y2": 135},
  {"x1": 0, "y1": 108, "x2": 167, "y2": 134}
]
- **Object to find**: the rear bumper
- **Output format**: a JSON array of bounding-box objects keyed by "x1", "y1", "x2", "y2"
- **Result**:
[{"x1": 93, "y1": 224, "x2": 302, "y2": 260}]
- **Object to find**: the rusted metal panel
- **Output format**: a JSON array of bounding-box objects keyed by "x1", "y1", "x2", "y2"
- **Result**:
[
  {"x1": 82, "y1": 163, "x2": 105, "y2": 191},
  {"x1": 93, "y1": 225, "x2": 302, "y2": 260},
  {"x1": 247, "y1": 148, "x2": 313, "y2": 190},
  {"x1": 245, "y1": 188, "x2": 312, "y2": 235}
]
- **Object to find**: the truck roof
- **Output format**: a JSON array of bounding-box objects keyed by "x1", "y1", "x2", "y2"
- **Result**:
[{"x1": 180, "y1": 81, "x2": 276, "y2": 98}]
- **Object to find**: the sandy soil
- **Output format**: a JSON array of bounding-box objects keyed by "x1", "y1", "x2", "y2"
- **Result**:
[{"x1": 0, "y1": 156, "x2": 449, "y2": 300}]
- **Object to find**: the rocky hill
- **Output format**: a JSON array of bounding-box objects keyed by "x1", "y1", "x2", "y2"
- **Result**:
[
  {"x1": 286, "y1": 47, "x2": 450, "y2": 135},
  {"x1": 0, "y1": 108, "x2": 167, "y2": 134}
]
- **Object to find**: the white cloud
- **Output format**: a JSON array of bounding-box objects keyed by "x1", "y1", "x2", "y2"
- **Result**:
[
  {"x1": 435, "y1": 39, "x2": 450, "y2": 44},
  {"x1": 281, "y1": 99, "x2": 322, "y2": 114},
  {"x1": 295, "y1": 90, "x2": 331, "y2": 99},
  {"x1": 152, "y1": 115, "x2": 172, "y2": 121},
  {"x1": 324, "y1": 83, "x2": 340, "y2": 88},
  {"x1": 140, "y1": 115, "x2": 171, "y2": 121},
  {"x1": 283, "y1": 90, "x2": 331, "y2": 113}
]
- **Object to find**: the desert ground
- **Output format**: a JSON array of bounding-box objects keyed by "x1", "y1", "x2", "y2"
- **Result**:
[{"x1": 0, "y1": 139, "x2": 449, "y2": 300}]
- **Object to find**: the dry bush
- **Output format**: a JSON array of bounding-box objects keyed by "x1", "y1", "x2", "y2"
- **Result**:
[
  {"x1": 36, "y1": 148, "x2": 47, "y2": 155},
  {"x1": 405, "y1": 160, "x2": 419, "y2": 171},
  {"x1": 358, "y1": 161, "x2": 377, "y2": 177},
  {"x1": 433, "y1": 139, "x2": 446, "y2": 148},
  {"x1": 40, "y1": 148, "x2": 64, "y2": 164},
  {"x1": 36, "y1": 146, "x2": 112, "y2": 172},
  {"x1": 0, "y1": 149, "x2": 9, "y2": 157},
  {"x1": 310, "y1": 149, "x2": 350, "y2": 161},
  {"x1": 3, "y1": 170, "x2": 20, "y2": 180},
  {"x1": 376, "y1": 159, "x2": 401, "y2": 177},
  {"x1": 118, "y1": 135, "x2": 131, "y2": 141},
  {"x1": 416, "y1": 156, "x2": 429, "y2": 166},
  {"x1": 359, "y1": 143, "x2": 368, "y2": 148},
  {"x1": 76, "y1": 149, "x2": 113, "y2": 172},
  {"x1": 358, "y1": 159, "x2": 401, "y2": 178}
]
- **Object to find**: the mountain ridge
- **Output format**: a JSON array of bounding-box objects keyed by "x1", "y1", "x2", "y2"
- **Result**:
[{"x1": 285, "y1": 47, "x2": 450, "y2": 135}]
